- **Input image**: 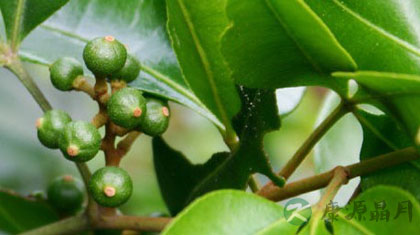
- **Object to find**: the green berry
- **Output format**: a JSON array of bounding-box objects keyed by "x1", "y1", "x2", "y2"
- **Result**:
[
  {"x1": 37, "y1": 110, "x2": 72, "y2": 149},
  {"x1": 138, "y1": 98, "x2": 170, "y2": 136},
  {"x1": 83, "y1": 36, "x2": 127, "y2": 77},
  {"x1": 47, "y1": 175, "x2": 84, "y2": 214},
  {"x1": 107, "y1": 87, "x2": 147, "y2": 129},
  {"x1": 109, "y1": 54, "x2": 141, "y2": 83},
  {"x1": 58, "y1": 121, "x2": 101, "y2": 162},
  {"x1": 88, "y1": 167, "x2": 133, "y2": 207},
  {"x1": 50, "y1": 57, "x2": 83, "y2": 91}
]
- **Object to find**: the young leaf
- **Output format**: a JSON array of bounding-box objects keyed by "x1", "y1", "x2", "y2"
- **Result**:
[
  {"x1": 162, "y1": 190, "x2": 296, "y2": 235},
  {"x1": 0, "y1": 0, "x2": 69, "y2": 50},
  {"x1": 221, "y1": 0, "x2": 356, "y2": 95},
  {"x1": 355, "y1": 109, "x2": 420, "y2": 201},
  {"x1": 0, "y1": 189, "x2": 59, "y2": 234},
  {"x1": 306, "y1": 0, "x2": 420, "y2": 75},
  {"x1": 166, "y1": 0, "x2": 241, "y2": 131},
  {"x1": 153, "y1": 88, "x2": 283, "y2": 215},
  {"x1": 333, "y1": 186, "x2": 420, "y2": 234},
  {"x1": 16, "y1": 0, "x2": 221, "y2": 128}
]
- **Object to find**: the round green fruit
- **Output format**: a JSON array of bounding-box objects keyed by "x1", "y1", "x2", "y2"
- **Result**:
[
  {"x1": 47, "y1": 175, "x2": 84, "y2": 214},
  {"x1": 109, "y1": 54, "x2": 141, "y2": 83},
  {"x1": 37, "y1": 110, "x2": 72, "y2": 149},
  {"x1": 50, "y1": 57, "x2": 83, "y2": 91},
  {"x1": 138, "y1": 98, "x2": 170, "y2": 136},
  {"x1": 88, "y1": 167, "x2": 133, "y2": 207},
  {"x1": 83, "y1": 36, "x2": 127, "y2": 77},
  {"x1": 58, "y1": 121, "x2": 101, "y2": 162},
  {"x1": 107, "y1": 87, "x2": 146, "y2": 129}
]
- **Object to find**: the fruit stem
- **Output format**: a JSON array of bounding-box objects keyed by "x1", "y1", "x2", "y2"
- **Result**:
[
  {"x1": 117, "y1": 131, "x2": 142, "y2": 156},
  {"x1": 73, "y1": 75, "x2": 96, "y2": 98},
  {"x1": 247, "y1": 175, "x2": 260, "y2": 193},
  {"x1": 257, "y1": 147, "x2": 419, "y2": 201},
  {"x1": 92, "y1": 109, "x2": 109, "y2": 128},
  {"x1": 279, "y1": 102, "x2": 348, "y2": 181}
]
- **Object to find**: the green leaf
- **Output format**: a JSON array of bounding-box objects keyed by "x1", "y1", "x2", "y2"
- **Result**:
[
  {"x1": 0, "y1": 0, "x2": 69, "y2": 49},
  {"x1": 162, "y1": 190, "x2": 296, "y2": 235},
  {"x1": 221, "y1": 0, "x2": 356, "y2": 94},
  {"x1": 153, "y1": 88, "x2": 283, "y2": 215},
  {"x1": 15, "y1": 0, "x2": 221, "y2": 128},
  {"x1": 334, "y1": 71, "x2": 420, "y2": 147},
  {"x1": 306, "y1": 0, "x2": 420, "y2": 75},
  {"x1": 332, "y1": 186, "x2": 420, "y2": 234},
  {"x1": 166, "y1": 0, "x2": 240, "y2": 131},
  {"x1": 355, "y1": 109, "x2": 420, "y2": 201},
  {"x1": 0, "y1": 189, "x2": 59, "y2": 234}
]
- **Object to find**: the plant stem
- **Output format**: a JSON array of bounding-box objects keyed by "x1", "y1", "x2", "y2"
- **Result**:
[
  {"x1": 308, "y1": 167, "x2": 348, "y2": 234},
  {"x1": 7, "y1": 59, "x2": 52, "y2": 112},
  {"x1": 279, "y1": 102, "x2": 348, "y2": 180},
  {"x1": 21, "y1": 214, "x2": 89, "y2": 235},
  {"x1": 95, "y1": 215, "x2": 171, "y2": 231},
  {"x1": 247, "y1": 175, "x2": 260, "y2": 193},
  {"x1": 258, "y1": 147, "x2": 418, "y2": 201}
]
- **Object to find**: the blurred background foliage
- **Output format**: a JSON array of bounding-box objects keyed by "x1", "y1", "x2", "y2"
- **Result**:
[{"x1": 0, "y1": 61, "x2": 337, "y2": 215}]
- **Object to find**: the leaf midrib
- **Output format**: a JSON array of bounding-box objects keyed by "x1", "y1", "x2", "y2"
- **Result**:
[
  {"x1": 11, "y1": 0, "x2": 25, "y2": 50},
  {"x1": 331, "y1": 0, "x2": 420, "y2": 57},
  {"x1": 172, "y1": 0, "x2": 231, "y2": 130}
]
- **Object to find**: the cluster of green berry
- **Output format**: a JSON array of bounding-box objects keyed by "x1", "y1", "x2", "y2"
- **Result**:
[{"x1": 37, "y1": 36, "x2": 171, "y2": 208}]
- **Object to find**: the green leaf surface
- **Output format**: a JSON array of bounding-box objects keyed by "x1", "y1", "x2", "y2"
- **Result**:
[
  {"x1": 355, "y1": 109, "x2": 420, "y2": 201},
  {"x1": 13, "y1": 0, "x2": 221, "y2": 128},
  {"x1": 153, "y1": 88, "x2": 283, "y2": 215},
  {"x1": 221, "y1": 0, "x2": 356, "y2": 94},
  {"x1": 306, "y1": 0, "x2": 420, "y2": 75},
  {"x1": 162, "y1": 190, "x2": 296, "y2": 235},
  {"x1": 166, "y1": 0, "x2": 240, "y2": 130},
  {"x1": 0, "y1": 189, "x2": 59, "y2": 234},
  {"x1": 333, "y1": 186, "x2": 420, "y2": 234},
  {"x1": 334, "y1": 71, "x2": 420, "y2": 147},
  {"x1": 0, "y1": 0, "x2": 69, "y2": 49}
]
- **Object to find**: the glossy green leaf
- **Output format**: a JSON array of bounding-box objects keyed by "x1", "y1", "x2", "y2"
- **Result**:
[
  {"x1": 306, "y1": 0, "x2": 420, "y2": 75},
  {"x1": 14, "y1": 0, "x2": 221, "y2": 128},
  {"x1": 221, "y1": 0, "x2": 356, "y2": 94},
  {"x1": 333, "y1": 186, "x2": 420, "y2": 234},
  {"x1": 0, "y1": 0, "x2": 69, "y2": 48},
  {"x1": 0, "y1": 189, "x2": 59, "y2": 234},
  {"x1": 153, "y1": 88, "x2": 283, "y2": 215},
  {"x1": 334, "y1": 71, "x2": 420, "y2": 147},
  {"x1": 166, "y1": 0, "x2": 240, "y2": 130},
  {"x1": 162, "y1": 190, "x2": 296, "y2": 235},
  {"x1": 355, "y1": 109, "x2": 420, "y2": 201}
]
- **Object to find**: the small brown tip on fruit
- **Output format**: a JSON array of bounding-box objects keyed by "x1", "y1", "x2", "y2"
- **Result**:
[
  {"x1": 133, "y1": 107, "x2": 142, "y2": 117},
  {"x1": 162, "y1": 107, "x2": 170, "y2": 117},
  {"x1": 63, "y1": 175, "x2": 73, "y2": 182},
  {"x1": 104, "y1": 186, "x2": 116, "y2": 197},
  {"x1": 104, "y1": 35, "x2": 115, "y2": 42},
  {"x1": 67, "y1": 145, "x2": 79, "y2": 157},
  {"x1": 36, "y1": 118, "x2": 43, "y2": 129}
]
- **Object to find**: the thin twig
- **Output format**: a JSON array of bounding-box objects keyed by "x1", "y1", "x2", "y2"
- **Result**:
[
  {"x1": 258, "y1": 147, "x2": 418, "y2": 201},
  {"x1": 95, "y1": 215, "x2": 171, "y2": 232},
  {"x1": 247, "y1": 175, "x2": 260, "y2": 193},
  {"x1": 20, "y1": 214, "x2": 89, "y2": 235},
  {"x1": 279, "y1": 102, "x2": 348, "y2": 181}
]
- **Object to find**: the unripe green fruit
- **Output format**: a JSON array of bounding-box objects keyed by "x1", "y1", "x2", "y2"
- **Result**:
[
  {"x1": 50, "y1": 57, "x2": 83, "y2": 91},
  {"x1": 107, "y1": 87, "x2": 147, "y2": 129},
  {"x1": 109, "y1": 54, "x2": 141, "y2": 83},
  {"x1": 47, "y1": 175, "x2": 84, "y2": 214},
  {"x1": 83, "y1": 36, "x2": 127, "y2": 77},
  {"x1": 137, "y1": 98, "x2": 170, "y2": 136},
  {"x1": 58, "y1": 121, "x2": 101, "y2": 162},
  {"x1": 88, "y1": 167, "x2": 133, "y2": 207},
  {"x1": 37, "y1": 110, "x2": 72, "y2": 149}
]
